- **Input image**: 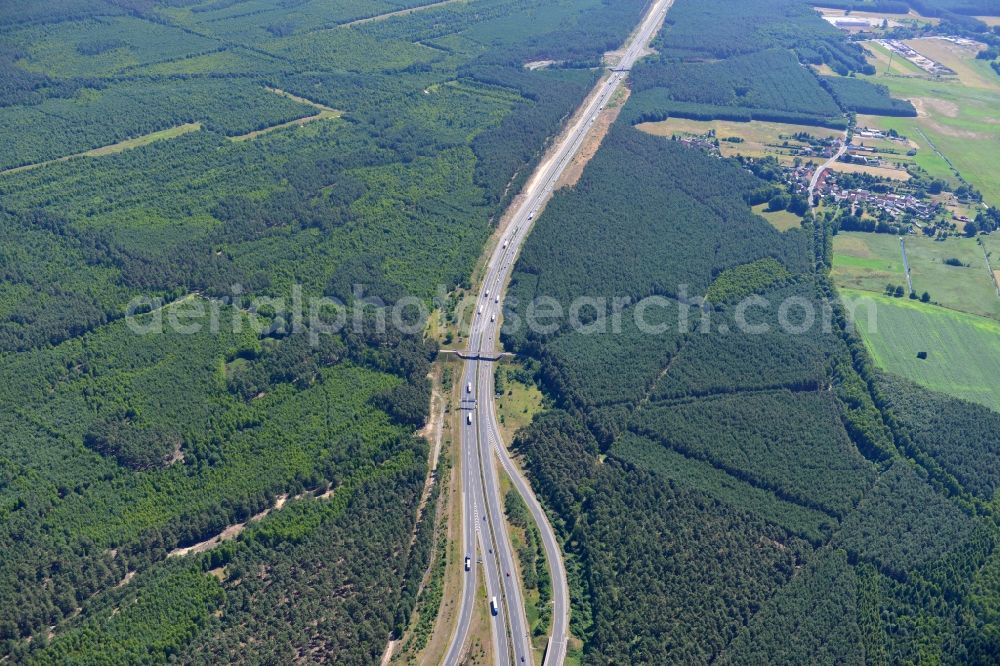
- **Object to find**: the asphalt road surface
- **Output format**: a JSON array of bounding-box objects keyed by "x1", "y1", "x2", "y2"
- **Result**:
[
  {"x1": 807, "y1": 136, "x2": 848, "y2": 202},
  {"x1": 442, "y1": 2, "x2": 672, "y2": 664}
]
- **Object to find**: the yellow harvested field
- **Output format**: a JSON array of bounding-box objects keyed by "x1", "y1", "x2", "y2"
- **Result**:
[
  {"x1": 903, "y1": 38, "x2": 1000, "y2": 91},
  {"x1": 861, "y1": 40, "x2": 928, "y2": 77},
  {"x1": 828, "y1": 161, "x2": 911, "y2": 180},
  {"x1": 637, "y1": 117, "x2": 842, "y2": 143},
  {"x1": 637, "y1": 117, "x2": 843, "y2": 162},
  {"x1": 975, "y1": 15, "x2": 1000, "y2": 26},
  {"x1": 814, "y1": 6, "x2": 939, "y2": 23}
]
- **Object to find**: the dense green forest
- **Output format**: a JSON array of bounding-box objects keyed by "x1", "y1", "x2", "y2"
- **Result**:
[
  {"x1": 631, "y1": 391, "x2": 875, "y2": 517},
  {"x1": 652, "y1": 0, "x2": 871, "y2": 71},
  {"x1": 502, "y1": 129, "x2": 813, "y2": 410},
  {"x1": 504, "y1": 126, "x2": 811, "y2": 317},
  {"x1": 0, "y1": 0, "x2": 656, "y2": 660},
  {"x1": 819, "y1": 76, "x2": 918, "y2": 117},
  {"x1": 876, "y1": 374, "x2": 1000, "y2": 502},
  {"x1": 502, "y1": 10, "x2": 999, "y2": 658},
  {"x1": 626, "y1": 0, "x2": 914, "y2": 129},
  {"x1": 715, "y1": 549, "x2": 867, "y2": 665},
  {"x1": 815, "y1": 0, "x2": 1000, "y2": 14},
  {"x1": 631, "y1": 48, "x2": 844, "y2": 118},
  {"x1": 0, "y1": 79, "x2": 317, "y2": 170},
  {"x1": 2, "y1": 0, "x2": 997, "y2": 662}
]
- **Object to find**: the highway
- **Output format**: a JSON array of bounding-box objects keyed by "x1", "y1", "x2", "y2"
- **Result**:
[{"x1": 442, "y1": 1, "x2": 671, "y2": 664}]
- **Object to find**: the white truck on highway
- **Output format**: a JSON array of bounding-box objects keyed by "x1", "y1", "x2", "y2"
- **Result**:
[
  {"x1": 464, "y1": 556, "x2": 471, "y2": 572},
  {"x1": 467, "y1": 382, "x2": 472, "y2": 393},
  {"x1": 489, "y1": 597, "x2": 498, "y2": 616},
  {"x1": 467, "y1": 412, "x2": 473, "y2": 425}
]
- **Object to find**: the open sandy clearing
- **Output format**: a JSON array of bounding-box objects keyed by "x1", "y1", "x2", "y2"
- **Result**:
[
  {"x1": 229, "y1": 87, "x2": 342, "y2": 141},
  {"x1": 0, "y1": 122, "x2": 201, "y2": 176},
  {"x1": 339, "y1": 0, "x2": 465, "y2": 28},
  {"x1": 556, "y1": 86, "x2": 629, "y2": 189}
]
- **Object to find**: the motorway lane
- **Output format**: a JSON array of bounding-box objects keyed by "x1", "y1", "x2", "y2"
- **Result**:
[
  {"x1": 476, "y1": 358, "x2": 531, "y2": 664},
  {"x1": 442, "y1": 394, "x2": 474, "y2": 666},
  {"x1": 445, "y1": 305, "x2": 524, "y2": 665},
  {"x1": 443, "y1": 1, "x2": 672, "y2": 664},
  {"x1": 472, "y1": 399, "x2": 512, "y2": 666},
  {"x1": 443, "y1": 355, "x2": 513, "y2": 666}
]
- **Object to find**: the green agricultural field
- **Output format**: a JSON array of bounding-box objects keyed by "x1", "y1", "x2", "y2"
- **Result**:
[
  {"x1": 831, "y1": 231, "x2": 908, "y2": 292},
  {"x1": 842, "y1": 289, "x2": 1000, "y2": 411},
  {"x1": 856, "y1": 111, "x2": 955, "y2": 183},
  {"x1": 752, "y1": 202, "x2": 804, "y2": 231},
  {"x1": 856, "y1": 39, "x2": 1000, "y2": 206},
  {"x1": 832, "y1": 231, "x2": 1000, "y2": 320},
  {"x1": 984, "y1": 234, "x2": 1000, "y2": 295},
  {"x1": 905, "y1": 235, "x2": 1000, "y2": 321}
]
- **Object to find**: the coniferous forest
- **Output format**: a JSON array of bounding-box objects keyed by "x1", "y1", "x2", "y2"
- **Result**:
[
  {"x1": 506, "y1": 123, "x2": 1000, "y2": 666},
  {"x1": 1, "y1": 0, "x2": 998, "y2": 663},
  {"x1": 0, "y1": 0, "x2": 655, "y2": 661},
  {"x1": 500, "y1": 2, "x2": 1000, "y2": 661}
]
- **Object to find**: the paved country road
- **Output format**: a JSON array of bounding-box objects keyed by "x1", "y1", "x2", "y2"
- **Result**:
[
  {"x1": 442, "y1": 1, "x2": 672, "y2": 664},
  {"x1": 808, "y1": 134, "x2": 848, "y2": 202}
]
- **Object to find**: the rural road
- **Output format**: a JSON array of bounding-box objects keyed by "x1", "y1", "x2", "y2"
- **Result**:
[
  {"x1": 442, "y1": 1, "x2": 672, "y2": 664},
  {"x1": 808, "y1": 134, "x2": 848, "y2": 203}
]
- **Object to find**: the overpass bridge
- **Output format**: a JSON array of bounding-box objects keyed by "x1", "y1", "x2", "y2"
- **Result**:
[{"x1": 437, "y1": 349, "x2": 517, "y2": 362}]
